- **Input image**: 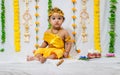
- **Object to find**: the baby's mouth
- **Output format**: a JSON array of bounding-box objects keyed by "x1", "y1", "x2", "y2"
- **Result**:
[{"x1": 55, "y1": 23, "x2": 59, "y2": 25}]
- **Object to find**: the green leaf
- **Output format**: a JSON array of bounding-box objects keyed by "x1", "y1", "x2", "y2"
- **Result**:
[
  {"x1": 0, "y1": 48, "x2": 4, "y2": 52},
  {"x1": 110, "y1": 0, "x2": 117, "y2": 3}
]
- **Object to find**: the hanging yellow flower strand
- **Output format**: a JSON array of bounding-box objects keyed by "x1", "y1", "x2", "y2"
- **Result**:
[
  {"x1": 34, "y1": 0, "x2": 40, "y2": 49},
  {"x1": 13, "y1": 0, "x2": 20, "y2": 52},
  {"x1": 71, "y1": 0, "x2": 80, "y2": 53},
  {"x1": 93, "y1": 0, "x2": 101, "y2": 53}
]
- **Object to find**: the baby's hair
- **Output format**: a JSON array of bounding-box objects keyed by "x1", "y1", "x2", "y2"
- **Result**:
[{"x1": 48, "y1": 7, "x2": 65, "y2": 20}]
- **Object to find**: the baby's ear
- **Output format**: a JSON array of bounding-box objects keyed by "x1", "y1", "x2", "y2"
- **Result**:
[
  {"x1": 48, "y1": 16, "x2": 51, "y2": 21},
  {"x1": 48, "y1": 18, "x2": 50, "y2": 21}
]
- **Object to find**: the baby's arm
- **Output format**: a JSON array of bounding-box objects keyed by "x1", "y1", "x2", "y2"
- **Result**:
[
  {"x1": 64, "y1": 30, "x2": 72, "y2": 58},
  {"x1": 39, "y1": 30, "x2": 49, "y2": 48},
  {"x1": 33, "y1": 41, "x2": 47, "y2": 53},
  {"x1": 40, "y1": 41, "x2": 48, "y2": 48}
]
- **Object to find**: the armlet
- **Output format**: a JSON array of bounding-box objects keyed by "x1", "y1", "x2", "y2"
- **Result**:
[{"x1": 65, "y1": 36, "x2": 72, "y2": 42}]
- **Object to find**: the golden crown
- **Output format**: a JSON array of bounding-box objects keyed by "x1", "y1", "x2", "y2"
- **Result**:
[{"x1": 48, "y1": 7, "x2": 64, "y2": 17}]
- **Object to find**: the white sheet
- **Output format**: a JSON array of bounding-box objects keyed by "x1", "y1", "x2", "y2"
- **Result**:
[{"x1": 0, "y1": 57, "x2": 120, "y2": 75}]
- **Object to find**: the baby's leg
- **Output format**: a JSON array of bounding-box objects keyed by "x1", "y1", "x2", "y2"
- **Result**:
[
  {"x1": 38, "y1": 53, "x2": 56, "y2": 63},
  {"x1": 27, "y1": 54, "x2": 42, "y2": 61},
  {"x1": 47, "y1": 53, "x2": 57, "y2": 59},
  {"x1": 35, "y1": 54, "x2": 46, "y2": 63},
  {"x1": 40, "y1": 56, "x2": 46, "y2": 63}
]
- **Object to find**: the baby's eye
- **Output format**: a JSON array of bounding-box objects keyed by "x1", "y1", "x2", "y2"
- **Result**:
[
  {"x1": 52, "y1": 17, "x2": 55, "y2": 20},
  {"x1": 58, "y1": 17, "x2": 62, "y2": 20}
]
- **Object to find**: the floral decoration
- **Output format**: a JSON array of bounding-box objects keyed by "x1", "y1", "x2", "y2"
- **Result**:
[
  {"x1": 13, "y1": 0, "x2": 20, "y2": 52},
  {"x1": 80, "y1": 0, "x2": 89, "y2": 42},
  {"x1": 0, "y1": 0, "x2": 5, "y2": 52},
  {"x1": 93, "y1": 0, "x2": 101, "y2": 53},
  {"x1": 34, "y1": 0, "x2": 40, "y2": 49},
  {"x1": 108, "y1": 0, "x2": 117, "y2": 53},
  {"x1": 71, "y1": 0, "x2": 80, "y2": 53},
  {"x1": 48, "y1": 0, "x2": 52, "y2": 29},
  {"x1": 1, "y1": 0, "x2": 5, "y2": 43},
  {"x1": 23, "y1": 0, "x2": 32, "y2": 42}
]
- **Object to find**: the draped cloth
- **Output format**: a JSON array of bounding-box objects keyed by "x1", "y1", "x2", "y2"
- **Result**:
[{"x1": 34, "y1": 32, "x2": 65, "y2": 59}]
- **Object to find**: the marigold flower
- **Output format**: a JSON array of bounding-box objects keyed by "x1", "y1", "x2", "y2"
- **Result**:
[
  {"x1": 72, "y1": 15, "x2": 76, "y2": 19},
  {"x1": 35, "y1": 5, "x2": 39, "y2": 9},
  {"x1": 71, "y1": 0, "x2": 76, "y2": 3},
  {"x1": 35, "y1": 28, "x2": 39, "y2": 32},
  {"x1": 35, "y1": 44, "x2": 39, "y2": 48},
  {"x1": 35, "y1": 21, "x2": 40, "y2": 25},
  {"x1": 36, "y1": 36, "x2": 39, "y2": 40},
  {"x1": 14, "y1": 0, "x2": 20, "y2": 52},
  {"x1": 94, "y1": 1, "x2": 101, "y2": 51},
  {"x1": 72, "y1": 31, "x2": 76, "y2": 35},
  {"x1": 76, "y1": 49, "x2": 81, "y2": 53},
  {"x1": 72, "y1": 7, "x2": 76, "y2": 11},
  {"x1": 35, "y1": 13, "x2": 39, "y2": 17},
  {"x1": 72, "y1": 23, "x2": 76, "y2": 28}
]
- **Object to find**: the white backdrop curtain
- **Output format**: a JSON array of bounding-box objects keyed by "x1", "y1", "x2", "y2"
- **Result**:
[{"x1": 0, "y1": 0, "x2": 120, "y2": 62}]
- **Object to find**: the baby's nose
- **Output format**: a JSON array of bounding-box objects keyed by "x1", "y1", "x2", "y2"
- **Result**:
[{"x1": 55, "y1": 19, "x2": 59, "y2": 22}]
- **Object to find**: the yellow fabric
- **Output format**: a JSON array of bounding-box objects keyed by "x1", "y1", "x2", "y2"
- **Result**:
[{"x1": 34, "y1": 32, "x2": 65, "y2": 58}]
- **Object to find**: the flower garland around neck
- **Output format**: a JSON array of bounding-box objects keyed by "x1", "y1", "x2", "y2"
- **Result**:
[
  {"x1": 80, "y1": 0, "x2": 89, "y2": 43},
  {"x1": 71, "y1": 0, "x2": 80, "y2": 53},
  {"x1": 48, "y1": 0, "x2": 52, "y2": 29},
  {"x1": 34, "y1": 0, "x2": 40, "y2": 49},
  {"x1": 13, "y1": 0, "x2": 20, "y2": 52},
  {"x1": 93, "y1": 0, "x2": 101, "y2": 53},
  {"x1": 0, "y1": 0, "x2": 5, "y2": 52},
  {"x1": 23, "y1": 0, "x2": 32, "y2": 43},
  {"x1": 106, "y1": 0, "x2": 117, "y2": 57}
]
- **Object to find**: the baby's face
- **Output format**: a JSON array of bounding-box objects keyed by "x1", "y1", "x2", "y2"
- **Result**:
[{"x1": 49, "y1": 13, "x2": 64, "y2": 29}]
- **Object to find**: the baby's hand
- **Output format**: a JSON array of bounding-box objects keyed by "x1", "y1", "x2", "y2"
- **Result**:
[
  {"x1": 64, "y1": 52, "x2": 69, "y2": 58},
  {"x1": 33, "y1": 50, "x2": 36, "y2": 53}
]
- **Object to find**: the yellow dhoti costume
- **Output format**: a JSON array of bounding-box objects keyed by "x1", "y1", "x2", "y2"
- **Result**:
[{"x1": 34, "y1": 32, "x2": 65, "y2": 59}]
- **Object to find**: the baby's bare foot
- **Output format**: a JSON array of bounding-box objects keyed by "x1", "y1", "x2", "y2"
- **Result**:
[
  {"x1": 27, "y1": 56, "x2": 35, "y2": 61},
  {"x1": 40, "y1": 57, "x2": 46, "y2": 63}
]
